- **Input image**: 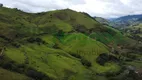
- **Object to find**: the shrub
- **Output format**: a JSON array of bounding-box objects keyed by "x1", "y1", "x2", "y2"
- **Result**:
[
  {"x1": 26, "y1": 68, "x2": 44, "y2": 80},
  {"x1": 96, "y1": 53, "x2": 110, "y2": 65},
  {"x1": 1, "y1": 60, "x2": 26, "y2": 73},
  {"x1": 27, "y1": 37, "x2": 46, "y2": 44},
  {"x1": 70, "y1": 53, "x2": 91, "y2": 67},
  {"x1": 27, "y1": 37, "x2": 35, "y2": 43},
  {"x1": 75, "y1": 24, "x2": 88, "y2": 33},
  {"x1": 96, "y1": 53, "x2": 119, "y2": 66},
  {"x1": 2, "y1": 61, "x2": 14, "y2": 69},
  {"x1": 11, "y1": 42, "x2": 21, "y2": 48},
  {"x1": 53, "y1": 43, "x2": 60, "y2": 49},
  {"x1": 81, "y1": 58, "x2": 92, "y2": 67},
  {"x1": 56, "y1": 30, "x2": 65, "y2": 37},
  {"x1": 63, "y1": 69, "x2": 76, "y2": 80},
  {"x1": 70, "y1": 53, "x2": 81, "y2": 59},
  {"x1": 35, "y1": 38, "x2": 42, "y2": 42},
  {"x1": 26, "y1": 68, "x2": 52, "y2": 80}
]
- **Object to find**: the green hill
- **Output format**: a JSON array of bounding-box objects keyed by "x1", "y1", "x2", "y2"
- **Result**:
[{"x1": 0, "y1": 7, "x2": 139, "y2": 80}]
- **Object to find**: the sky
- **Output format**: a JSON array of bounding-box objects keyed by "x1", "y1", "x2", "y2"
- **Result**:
[{"x1": 0, "y1": 0, "x2": 142, "y2": 18}]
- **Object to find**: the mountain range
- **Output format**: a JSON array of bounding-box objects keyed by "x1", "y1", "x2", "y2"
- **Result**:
[{"x1": 109, "y1": 14, "x2": 142, "y2": 29}]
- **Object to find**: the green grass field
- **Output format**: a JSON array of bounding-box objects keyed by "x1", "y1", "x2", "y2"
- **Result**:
[
  {"x1": 0, "y1": 68, "x2": 32, "y2": 80},
  {"x1": 4, "y1": 33, "x2": 120, "y2": 80}
]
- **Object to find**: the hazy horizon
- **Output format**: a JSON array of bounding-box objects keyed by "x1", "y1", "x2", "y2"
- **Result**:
[{"x1": 0, "y1": 0, "x2": 142, "y2": 18}]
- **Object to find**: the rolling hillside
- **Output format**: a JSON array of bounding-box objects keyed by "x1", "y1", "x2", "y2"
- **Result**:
[{"x1": 0, "y1": 6, "x2": 141, "y2": 80}]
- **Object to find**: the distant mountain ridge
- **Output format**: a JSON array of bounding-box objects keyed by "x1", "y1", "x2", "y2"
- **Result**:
[
  {"x1": 115, "y1": 14, "x2": 142, "y2": 21},
  {"x1": 109, "y1": 14, "x2": 142, "y2": 28}
]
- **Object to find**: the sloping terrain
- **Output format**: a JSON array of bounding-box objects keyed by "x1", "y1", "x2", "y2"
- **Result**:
[
  {"x1": 0, "y1": 7, "x2": 140, "y2": 80},
  {"x1": 126, "y1": 23, "x2": 142, "y2": 37}
]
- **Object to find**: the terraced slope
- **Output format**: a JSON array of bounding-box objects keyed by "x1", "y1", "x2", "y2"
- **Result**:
[{"x1": 128, "y1": 23, "x2": 142, "y2": 37}]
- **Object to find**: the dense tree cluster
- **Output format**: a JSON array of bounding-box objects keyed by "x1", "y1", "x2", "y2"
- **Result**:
[
  {"x1": 0, "y1": 56, "x2": 53, "y2": 80},
  {"x1": 27, "y1": 37, "x2": 46, "y2": 45},
  {"x1": 96, "y1": 53, "x2": 119, "y2": 66},
  {"x1": 81, "y1": 58, "x2": 92, "y2": 67},
  {"x1": 70, "y1": 53, "x2": 92, "y2": 67}
]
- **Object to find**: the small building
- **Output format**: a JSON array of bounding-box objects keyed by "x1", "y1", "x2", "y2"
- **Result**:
[{"x1": 0, "y1": 3, "x2": 3, "y2": 7}]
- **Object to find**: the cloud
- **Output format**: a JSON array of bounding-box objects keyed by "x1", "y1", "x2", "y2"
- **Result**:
[{"x1": 0, "y1": 0, "x2": 142, "y2": 18}]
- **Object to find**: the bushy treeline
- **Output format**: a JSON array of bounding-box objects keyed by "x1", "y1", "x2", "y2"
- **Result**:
[
  {"x1": 70, "y1": 53, "x2": 92, "y2": 67},
  {"x1": 0, "y1": 56, "x2": 53, "y2": 80}
]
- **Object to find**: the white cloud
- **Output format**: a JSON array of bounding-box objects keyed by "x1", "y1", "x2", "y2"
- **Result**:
[{"x1": 0, "y1": 0, "x2": 142, "y2": 18}]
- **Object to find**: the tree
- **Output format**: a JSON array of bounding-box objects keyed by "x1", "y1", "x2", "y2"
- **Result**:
[
  {"x1": 26, "y1": 68, "x2": 52, "y2": 80},
  {"x1": 96, "y1": 53, "x2": 119, "y2": 66},
  {"x1": 56, "y1": 30, "x2": 64, "y2": 37},
  {"x1": 75, "y1": 24, "x2": 88, "y2": 33},
  {"x1": 0, "y1": 4, "x2": 3, "y2": 7},
  {"x1": 81, "y1": 58, "x2": 92, "y2": 67}
]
